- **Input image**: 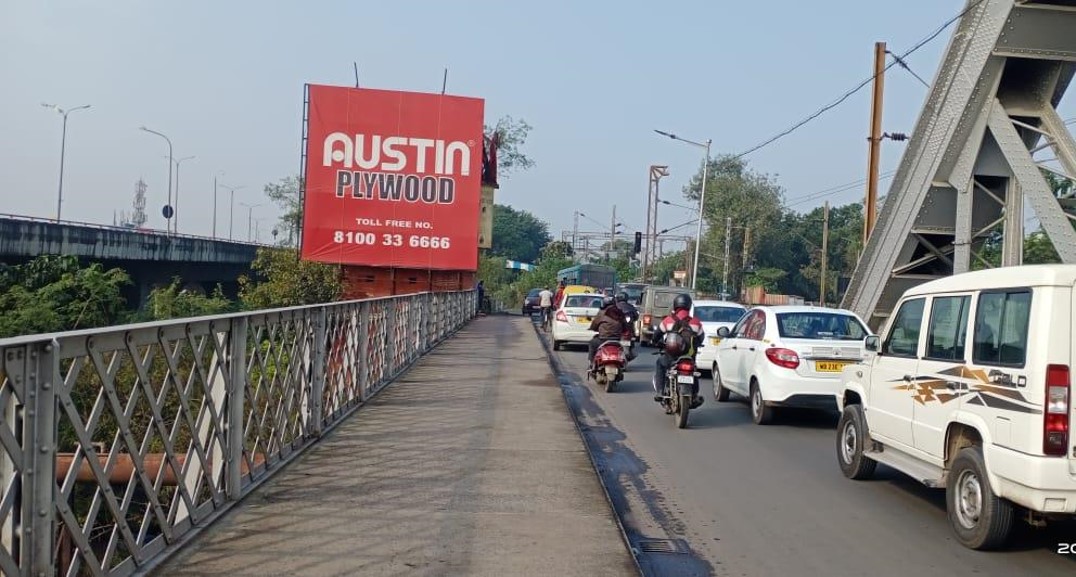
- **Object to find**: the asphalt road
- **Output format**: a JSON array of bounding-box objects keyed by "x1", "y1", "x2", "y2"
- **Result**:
[{"x1": 545, "y1": 331, "x2": 1076, "y2": 577}]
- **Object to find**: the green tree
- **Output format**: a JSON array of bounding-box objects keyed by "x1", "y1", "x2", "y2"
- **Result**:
[
  {"x1": 0, "y1": 255, "x2": 131, "y2": 338},
  {"x1": 484, "y1": 116, "x2": 535, "y2": 179},
  {"x1": 490, "y1": 204, "x2": 552, "y2": 263},
  {"x1": 141, "y1": 279, "x2": 236, "y2": 320},
  {"x1": 682, "y1": 155, "x2": 786, "y2": 295},
  {"x1": 264, "y1": 175, "x2": 301, "y2": 246},
  {"x1": 239, "y1": 247, "x2": 342, "y2": 309}
]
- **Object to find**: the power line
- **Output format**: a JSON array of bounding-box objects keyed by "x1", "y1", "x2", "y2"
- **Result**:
[
  {"x1": 731, "y1": 0, "x2": 987, "y2": 160},
  {"x1": 886, "y1": 50, "x2": 931, "y2": 88},
  {"x1": 785, "y1": 171, "x2": 897, "y2": 208}
]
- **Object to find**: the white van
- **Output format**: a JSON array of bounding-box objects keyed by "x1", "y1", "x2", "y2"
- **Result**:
[{"x1": 836, "y1": 265, "x2": 1075, "y2": 550}]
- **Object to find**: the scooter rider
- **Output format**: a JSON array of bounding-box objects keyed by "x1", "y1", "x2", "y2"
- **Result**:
[
  {"x1": 587, "y1": 295, "x2": 627, "y2": 366},
  {"x1": 652, "y1": 293, "x2": 705, "y2": 408}
]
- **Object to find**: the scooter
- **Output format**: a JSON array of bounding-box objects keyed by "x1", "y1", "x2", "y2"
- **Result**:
[
  {"x1": 620, "y1": 327, "x2": 636, "y2": 365},
  {"x1": 588, "y1": 340, "x2": 627, "y2": 392}
]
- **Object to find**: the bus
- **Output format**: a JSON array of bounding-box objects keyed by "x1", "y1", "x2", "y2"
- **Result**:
[{"x1": 556, "y1": 264, "x2": 617, "y2": 292}]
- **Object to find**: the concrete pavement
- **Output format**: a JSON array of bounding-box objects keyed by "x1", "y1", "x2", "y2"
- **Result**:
[{"x1": 154, "y1": 315, "x2": 637, "y2": 577}]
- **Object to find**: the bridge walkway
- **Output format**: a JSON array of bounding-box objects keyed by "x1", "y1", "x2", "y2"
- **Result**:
[{"x1": 154, "y1": 315, "x2": 636, "y2": 577}]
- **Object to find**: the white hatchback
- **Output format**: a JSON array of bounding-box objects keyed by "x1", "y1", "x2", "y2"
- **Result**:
[
  {"x1": 712, "y1": 305, "x2": 871, "y2": 424},
  {"x1": 692, "y1": 300, "x2": 748, "y2": 375},
  {"x1": 551, "y1": 293, "x2": 606, "y2": 351}
]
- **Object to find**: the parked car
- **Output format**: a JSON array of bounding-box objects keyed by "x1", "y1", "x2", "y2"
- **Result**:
[
  {"x1": 837, "y1": 265, "x2": 1076, "y2": 550},
  {"x1": 712, "y1": 305, "x2": 871, "y2": 424},
  {"x1": 692, "y1": 300, "x2": 748, "y2": 376},
  {"x1": 522, "y1": 288, "x2": 542, "y2": 316},
  {"x1": 551, "y1": 293, "x2": 605, "y2": 351}
]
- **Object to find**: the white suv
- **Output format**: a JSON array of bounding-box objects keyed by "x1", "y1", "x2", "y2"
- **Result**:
[{"x1": 837, "y1": 265, "x2": 1076, "y2": 550}]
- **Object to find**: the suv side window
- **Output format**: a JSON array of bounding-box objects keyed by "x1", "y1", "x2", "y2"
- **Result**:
[
  {"x1": 925, "y1": 296, "x2": 971, "y2": 361},
  {"x1": 973, "y1": 290, "x2": 1031, "y2": 366},
  {"x1": 884, "y1": 298, "x2": 925, "y2": 358}
]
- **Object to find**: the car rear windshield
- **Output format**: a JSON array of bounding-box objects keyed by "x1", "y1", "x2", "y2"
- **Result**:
[
  {"x1": 527, "y1": 289, "x2": 542, "y2": 297},
  {"x1": 621, "y1": 286, "x2": 644, "y2": 302},
  {"x1": 694, "y1": 306, "x2": 745, "y2": 324},
  {"x1": 776, "y1": 312, "x2": 868, "y2": 340},
  {"x1": 565, "y1": 295, "x2": 603, "y2": 309}
]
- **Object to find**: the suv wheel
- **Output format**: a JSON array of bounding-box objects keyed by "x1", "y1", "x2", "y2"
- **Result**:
[
  {"x1": 836, "y1": 404, "x2": 876, "y2": 480},
  {"x1": 946, "y1": 446, "x2": 1014, "y2": 550}
]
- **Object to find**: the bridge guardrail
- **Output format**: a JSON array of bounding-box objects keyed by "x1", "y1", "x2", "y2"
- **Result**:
[
  {"x1": 0, "y1": 212, "x2": 275, "y2": 248},
  {"x1": 0, "y1": 290, "x2": 476, "y2": 577}
]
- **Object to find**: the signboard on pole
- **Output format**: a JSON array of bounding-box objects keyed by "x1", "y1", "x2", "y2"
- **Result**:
[{"x1": 299, "y1": 84, "x2": 485, "y2": 270}]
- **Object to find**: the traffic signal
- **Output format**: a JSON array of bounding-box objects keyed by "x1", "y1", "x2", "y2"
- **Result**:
[{"x1": 633, "y1": 231, "x2": 642, "y2": 254}]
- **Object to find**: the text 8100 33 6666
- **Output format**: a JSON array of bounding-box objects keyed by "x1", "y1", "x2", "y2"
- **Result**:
[{"x1": 332, "y1": 231, "x2": 451, "y2": 249}]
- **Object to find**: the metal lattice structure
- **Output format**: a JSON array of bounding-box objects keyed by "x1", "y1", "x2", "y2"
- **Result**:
[
  {"x1": 843, "y1": 0, "x2": 1076, "y2": 330},
  {"x1": 0, "y1": 290, "x2": 475, "y2": 577}
]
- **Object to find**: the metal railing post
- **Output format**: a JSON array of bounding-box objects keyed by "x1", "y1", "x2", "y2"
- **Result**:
[
  {"x1": 27, "y1": 341, "x2": 58, "y2": 577},
  {"x1": 225, "y1": 317, "x2": 247, "y2": 501},
  {"x1": 358, "y1": 302, "x2": 371, "y2": 402},
  {"x1": 310, "y1": 307, "x2": 327, "y2": 437},
  {"x1": 384, "y1": 299, "x2": 398, "y2": 379}
]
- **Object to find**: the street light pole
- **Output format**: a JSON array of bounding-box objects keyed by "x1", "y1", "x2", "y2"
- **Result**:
[
  {"x1": 240, "y1": 202, "x2": 263, "y2": 242},
  {"x1": 140, "y1": 126, "x2": 174, "y2": 234},
  {"x1": 164, "y1": 155, "x2": 194, "y2": 234},
  {"x1": 219, "y1": 184, "x2": 245, "y2": 240},
  {"x1": 654, "y1": 130, "x2": 711, "y2": 290},
  {"x1": 42, "y1": 103, "x2": 91, "y2": 221}
]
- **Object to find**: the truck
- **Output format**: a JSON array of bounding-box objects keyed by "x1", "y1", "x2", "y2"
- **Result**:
[{"x1": 557, "y1": 264, "x2": 617, "y2": 292}]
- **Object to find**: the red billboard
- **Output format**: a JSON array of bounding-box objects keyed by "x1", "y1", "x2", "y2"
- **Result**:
[{"x1": 300, "y1": 84, "x2": 485, "y2": 270}]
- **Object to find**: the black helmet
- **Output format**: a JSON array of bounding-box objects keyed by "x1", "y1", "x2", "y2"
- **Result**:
[
  {"x1": 662, "y1": 332, "x2": 687, "y2": 356},
  {"x1": 672, "y1": 293, "x2": 693, "y2": 312},
  {"x1": 615, "y1": 291, "x2": 629, "y2": 303}
]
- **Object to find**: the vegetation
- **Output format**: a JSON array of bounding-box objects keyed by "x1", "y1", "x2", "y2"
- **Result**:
[{"x1": 238, "y1": 247, "x2": 342, "y2": 309}]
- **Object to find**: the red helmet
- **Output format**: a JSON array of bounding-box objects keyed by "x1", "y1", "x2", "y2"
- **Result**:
[{"x1": 662, "y1": 332, "x2": 687, "y2": 356}]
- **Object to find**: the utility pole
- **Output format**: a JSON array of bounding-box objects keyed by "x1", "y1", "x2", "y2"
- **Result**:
[
  {"x1": 821, "y1": 201, "x2": 831, "y2": 306},
  {"x1": 742, "y1": 226, "x2": 752, "y2": 268},
  {"x1": 213, "y1": 175, "x2": 219, "y2": 238},
  {"x1": 863, "y1": 41, "x2": 886, "y2": 244},
  {"x1": 722, "y1": 217, "x2": 731, "y2": 299},
  {"x1": 572, "y1": 211, "x2": 580, "y2": 259},
  {"x1": 608, "y1": 205, "x2": 616, "y2": 261},
  {"x1": 644, "y1": 165, "x2": 669, "y2": 282}
]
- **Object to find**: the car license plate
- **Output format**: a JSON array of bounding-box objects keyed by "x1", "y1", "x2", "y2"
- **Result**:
[
  {"x1": 816, "y1": 361, "x2": 850, "y2": 373},
  {"x1": 677, "y1": 375, "x2": 694, "y2": 384},
  {"x1": 577, "y1": 317, "x2": 590, "y2": 324},
  {"x1": 709, "y1": 337, "x2": 721, "y2": 344},
  {"x1": 620, "y1": 340, "x2": 631, "y2": 347}
]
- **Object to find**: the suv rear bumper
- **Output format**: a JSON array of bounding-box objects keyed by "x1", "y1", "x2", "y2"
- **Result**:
[{"x1": 987, "y1": 444, "x2": 1076, "y2": 514}]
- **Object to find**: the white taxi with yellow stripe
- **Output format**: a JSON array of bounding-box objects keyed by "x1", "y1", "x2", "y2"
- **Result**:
[{"x1": 711, "y1": 305, "x2": 871, "y2": 425}]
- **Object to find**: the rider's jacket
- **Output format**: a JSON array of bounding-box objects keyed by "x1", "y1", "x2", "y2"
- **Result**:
[
  {"x1": 589, "y1": 305, "x2": 627, "y2": 341},
  {"x1": 657, "y1": 309, "x2": 705, "y2": 355}
]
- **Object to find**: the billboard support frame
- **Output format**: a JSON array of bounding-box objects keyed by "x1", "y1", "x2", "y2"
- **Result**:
[{"x1": 296, "y1": 83, "x2": 311, "y2": 259}]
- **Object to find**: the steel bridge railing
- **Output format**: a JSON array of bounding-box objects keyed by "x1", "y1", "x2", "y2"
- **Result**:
[{"x1": 0, "y1": 290, "x2": 477, "y2": 577}]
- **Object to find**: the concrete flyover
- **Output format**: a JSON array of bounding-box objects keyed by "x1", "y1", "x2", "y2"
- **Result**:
[{"x1": 0, "y1": 213, "x2": 266, "y2": 303}]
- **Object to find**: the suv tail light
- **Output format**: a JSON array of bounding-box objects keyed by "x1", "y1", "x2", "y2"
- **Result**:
[
  {"x1": 1044, "y1": 364, "x2": 1070, "y2": 457},
  {"x1": 765, "y1": 347, "x2": 800, "y2": 370},
  {"x1": 556, "y1": 310, "x2": 568, "y2": 323},
  {"x1": 643, "y1": 314, "x2": 652, "y2": 326},
  {"x1": 676, "y1": 360, "x2": 695, "y2": 374}
]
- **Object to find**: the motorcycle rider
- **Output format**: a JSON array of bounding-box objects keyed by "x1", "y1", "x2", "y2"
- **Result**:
[
  {"x1": 538, "y1": 286, "x2": 555, "y2": 327},
  {"x1": 587, "y1": 295, "x2": 627, "y2": 369},
  {"x1": 652, "y1": 293, "x2": 705, "y2": 408},
  {"x1": 614, "y1": 291, "x2": 639, "y2": 360}
]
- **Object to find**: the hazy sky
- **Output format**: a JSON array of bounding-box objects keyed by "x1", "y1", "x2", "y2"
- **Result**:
[{"x1": 2, "y1": 1, "x2": 1072, "y2": 245}]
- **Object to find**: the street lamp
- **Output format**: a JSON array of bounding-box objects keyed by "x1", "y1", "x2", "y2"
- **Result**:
[
  {"x1": 240, "y1": 202, "x2": 263, "y2": 242},
  {"x1": 140, "y1": 126, "x2": 174, "y2": 233},
  {"x1": 42, "y1": 103, "x2": 91, "y2": 221},
  {"x1": 164, "y1": 155, "x2": 195, "y2": 234},
  {"x1": 220, "y1": 184, "x2": 246, "y2": 240},
  {"x1": 212, "y1": 171, "x2": 226, "y2": 238},
  {"x1": 654, "y1": 129, "x2": 712, "y2": 291}
]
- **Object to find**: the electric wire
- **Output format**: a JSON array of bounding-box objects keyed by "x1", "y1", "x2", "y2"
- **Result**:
[{"x1": 730, "y1": 0, "x2": 988, "y2": 160}]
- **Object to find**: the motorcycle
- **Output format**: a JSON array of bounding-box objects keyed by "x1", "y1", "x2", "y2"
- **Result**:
[
  {"x1": 588, "y1": 339, "x2": 627, "y2": 392},
  {"x1": 659, "y1": 355, "x2": 701, "y2": 428}
]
